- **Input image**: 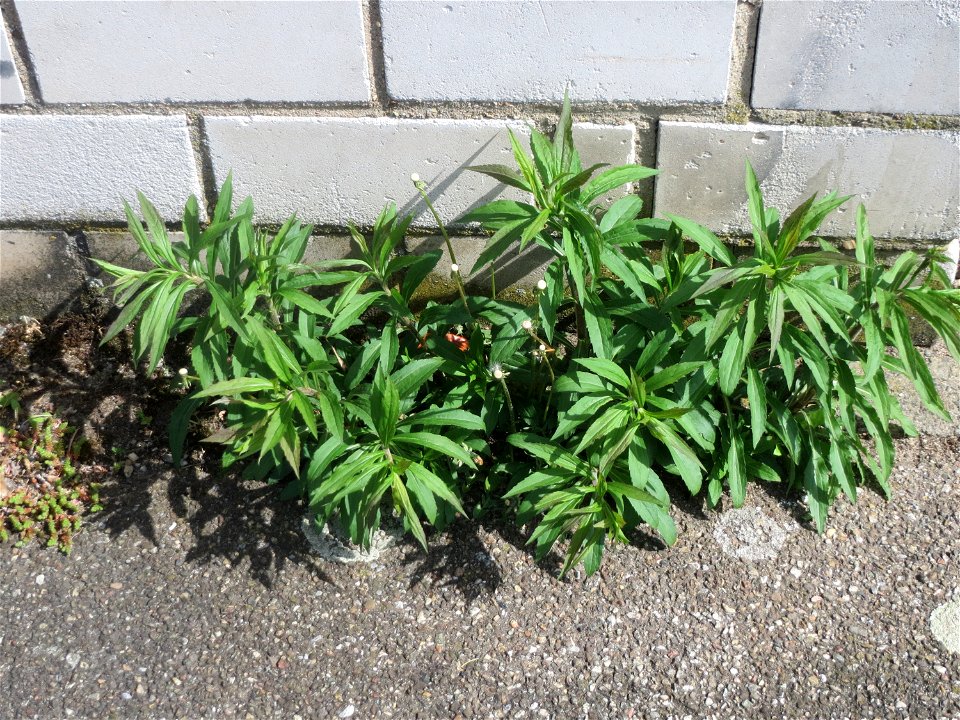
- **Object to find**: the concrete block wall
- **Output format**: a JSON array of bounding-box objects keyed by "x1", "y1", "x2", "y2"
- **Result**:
[{"x1": 0, "y1": 0, "x2": 958, "y2": 316}]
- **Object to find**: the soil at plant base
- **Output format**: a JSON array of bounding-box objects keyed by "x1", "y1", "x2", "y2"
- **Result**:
[{"x1": 1, "y1": 304, "x2": 959, "y2": 719}]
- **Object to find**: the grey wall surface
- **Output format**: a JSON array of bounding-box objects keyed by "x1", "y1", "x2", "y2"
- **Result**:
[{"x1": 0, "y1": 0, "x2": 957, "y2": 318}]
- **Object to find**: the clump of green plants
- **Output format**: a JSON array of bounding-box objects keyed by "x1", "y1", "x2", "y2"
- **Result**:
[
  {"x1": 94, "y1": 96, "x2": 960, "y2": 577},
  {"x1": 0, "y1": 412, "x2": 102, "y2": 554}
]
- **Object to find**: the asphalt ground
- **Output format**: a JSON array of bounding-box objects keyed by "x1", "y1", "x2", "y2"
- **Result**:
[{"x1": 1, "y1": 433, "x2": 958, "y2": 720}]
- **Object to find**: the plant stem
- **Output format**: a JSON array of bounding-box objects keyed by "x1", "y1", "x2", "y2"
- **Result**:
[
  {"x1": 413, "y1": 181, "x2": 472, "y2": 318},
  {"x1": 498, "y1": 376, "x2": 517, "y2": 433}
]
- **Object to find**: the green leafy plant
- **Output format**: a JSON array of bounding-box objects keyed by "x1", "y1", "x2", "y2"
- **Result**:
[
  {"x1": 0, "y1": 413, "x2": 102, "y2": 554},
  {"x1": 94, "y1": 95, "x2": 960, "y2": 577}
]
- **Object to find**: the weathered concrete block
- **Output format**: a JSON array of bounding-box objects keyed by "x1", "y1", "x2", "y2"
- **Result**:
[
  {"x1": 0, "y1": 231, "x2": 85, "y2": 320},
  {"x1": 15, "y1": 0, "x2": 369, "y2": 103},
  {"x1": 380, "y1": 0, "x2": 737, "y2": 103},
  {"x1": 654, "y1": 122, "x2": 959, "y2": 240},
  {"x1": 205, "y1": 117, "x2": 636, "y2": 226},
  {"x1": 753, "y1": 0, "x2": 960, "y2": 115},
  {"x1": 1, "y1": 22, "x2": 24, "y2": 105},
  {"x1": 0, "y1": 115, "x2": 202, "y2": 223}
]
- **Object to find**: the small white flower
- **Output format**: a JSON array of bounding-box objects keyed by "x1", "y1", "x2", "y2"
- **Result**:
[
  {"x1": 410, "y1": 173, "x2": 421, "y2": 183},
  {"x1": 539, "y1": 343, "x2": 547, "y2": 352},
  {"x1": 178, "y1": 368, "x2": 189, "y2": 377},
  {"x1": 493, "y1": 367, "x2": 504, "y2": 380},
  {"x1": 536, "y1": 279, "x2": 548, "y2": 291},
  {"x1": 521, "y1": 319, "x2": 533, "y2": 330},
  {"x1": 450, "y1": 263, "x2": 459, "y2": 274}
]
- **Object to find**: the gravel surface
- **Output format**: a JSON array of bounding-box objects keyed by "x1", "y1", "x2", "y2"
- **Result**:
[{"x1": 1, "y1": 436, "x2": 958, "y2": 720}]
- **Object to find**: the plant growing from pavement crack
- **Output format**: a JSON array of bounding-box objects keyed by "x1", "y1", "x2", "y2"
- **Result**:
[{"x1": 95, "y1": 94, "x2": 960, "y2": 577}]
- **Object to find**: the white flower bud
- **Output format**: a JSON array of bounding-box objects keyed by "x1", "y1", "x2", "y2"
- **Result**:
[
  {"x1": 536, "y1": 279, "x2": 547, "y2": 291},
  {"x1": 410, "y1": 173, "x2": 421, "y2": 183},
  {"x1": 521, "y1": 319, "x2": 533, "y2": 330},
  {"x1": 539, "y1": 343, "x2": 547, "y2": 352},
  {"x1": 450, "y1": 263, "x2": 459, "y2": 274},
  {"x1": 178, "y1": 368, "x2": 188, "y2": 377},
  {"x1": 493, "y1": 367, "x2": 504, "y2": 380}
]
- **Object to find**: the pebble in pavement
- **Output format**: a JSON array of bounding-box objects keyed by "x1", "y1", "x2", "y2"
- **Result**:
[
  {"x1": 713, "y1": 506, "x2": 797, "y2": 562},
  {"x1": 931, "y1": 597, "x2": 960, "y2": 655}
]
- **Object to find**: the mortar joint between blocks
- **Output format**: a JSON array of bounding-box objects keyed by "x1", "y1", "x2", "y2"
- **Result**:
[
  {"x1": 363, "y1": 0, "x2": 391, "y2": 114},
  {"x1": 1, "y1": 0, "x2": 42, "y2": 106},
  {"x1": 186, "y1": 113, "x2": 219, "y2": 220}
]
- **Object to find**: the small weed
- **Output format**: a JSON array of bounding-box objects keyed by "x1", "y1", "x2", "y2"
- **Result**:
[{"x1": 0, "y1": 413, "x2": 105, "y2": 554}]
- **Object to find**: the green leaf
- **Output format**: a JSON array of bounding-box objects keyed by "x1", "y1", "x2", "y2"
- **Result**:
[
  {"x1": 391, "y1": 357, "x2": 445, "y2": 398},
  {"x1": 646, "y1": 419, "x2": 703, "y2": 494},
  {"x1": 406, "y1": 461, "x2": 466, "y2": 517},
  {"x1": 392, "y1": 474, "x2": 427, "y2": 550},
  {"x1": 575, "y1": 405, "x2": 630, "y2": 454},
  {"x1": 553, "y1": 394, "x2": 613, "y2": 439},
  {"x1": 168, "y1": 396, "x2": 203, "y2": 464},
  {"x1": 466, "y1": 164, "x2": 531, "y2": 191},
  {"x1": 192, "y1": 377, "x2": 276, "y2": 398},
  {"x1": 744, "y1": 161, "x2": 771, "y2": 257},
  {"x1": 574, "y1": 358, "x2": 629, "y2": 390},
  {"x1": 645, "y1": 362, "x2": 702, "y2": 393},
  {"x1": 380, "y1": 323, "x2": 399, "y2": 376},
  {"x1": 508, "y1": 433, "x2": 589, "y2": 474},
  {"x1": 727, "y1": 421, "x2": 747, "y2": 507},
  {"x1": 746, "y1": 364, "x2": 767, "y2": 449},
  {"x1": 503, "y1": 468, "x2": 570, "y2": 498},
  {"x1": 889, "y1": 306, "x2": 949, "y2": 419},
  {"x1": 666, "y1": 214, "x2": 734, "y2": 266},
  {"x1": 803, "y1": 450, "x2": 830, "y2": 533},
  {"x1": 519, "y1": 208, "x2": 552, "y2": 250},
  {"x1": 277, "y1": 288, "x2": 332, "y2": 318},
  {"x1": 600, "y1": 196, "x2": 644, "y2": 233},
  {"x1": 204, "y1": 279, "x2": 249, "y2": 340},
  {"x1": 582, "y1": 290, "x2": 613, "y2": 359},
  {"x1": 400, "y1": 407, "x2": 484, "y2": 431},
  {"x1": 371, "y1": 372, "x2": 400, "y2": 443},
  {"x1": 458, "y1": 199, "x2": 540, "y2": 226},
  {"x1": 581, "y1": 165, "x2": 658, "y2": 205},
  {"x1": 393, "y1": 432, "x2": 475, "y2": 468}
]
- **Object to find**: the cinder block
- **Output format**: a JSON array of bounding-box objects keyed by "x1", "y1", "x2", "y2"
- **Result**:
[
  {"x1": 0, "y1": 231, "x2": 85, "y2": 320},
  {"x1": 0, "y1": 115, "x2": 202, "y2": 223},
  {"x1": 15, "y1": 1, "x2": 369, "y2": 103},
  {"x1": 205, "y1": 117, "x2": 636, "y2": 226},
  {"x1": 654, "y1": 122, "x2": 959, "y2": 240},
  {"x1": 753, "y1": 0, "x2": 960, "y2": 115},
  {"x1": 1, "y1": 22, "x2": 24, "y2": 105},
  {"x1": 380, "y1": 0, "x2": 737, "y2": 103}
]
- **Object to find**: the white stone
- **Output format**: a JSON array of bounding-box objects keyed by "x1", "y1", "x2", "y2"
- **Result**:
[
  {"x1": 753, "y1": 0, "x2": 960, "y2": 115},
  {"x1": 713, "y1": 507, "x2": 796, "y2": 562},
  {"x1": 16, "y1": 1, "x2": 369, "y2": 103},
  {"x1": 205, "y1": 116, "x2": 635, "y2": 226},
  {"x1": 301, "y1": 515, "x2": 400, "y2": 565},
  {"x1": 930, "y1": 598, "x2": 960, "y2": 655},
  {"x1": 380, "y1": 0, "x2": 737, "y2": 103},
  {"x1": 0, "y1": 115, "x2": 202, "y2": 223},
  {"x1": 654, "y1": 122, "x2": 960, "y2": 240},
  {"x1": 1, "y1": 21, "x2": 24, "y2": 105}
]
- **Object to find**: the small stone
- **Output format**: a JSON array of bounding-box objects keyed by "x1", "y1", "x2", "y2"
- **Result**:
[
  {"x1": 276, "y1": 658, "x2": 289, "y2": 670},
  {"x1": 808, "y1": 675, "x2": 820, "y2": 686},
  {"x1": 790, "y1": 567, "x2": 802, "y2": 579},
  {"x1": 338, "y1": 705, "x2": 355, "y2": 718},
  {"x1": 135, "y1": 684, "x2": 146, "y2": 697},
  {"x1": 35, "y1": 574, "x2": 45, "y2": 586},
  {"x1": 110, "y1": 582, "x2": 123, "y2": 590}
]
